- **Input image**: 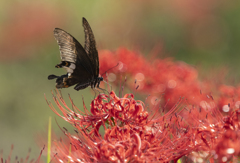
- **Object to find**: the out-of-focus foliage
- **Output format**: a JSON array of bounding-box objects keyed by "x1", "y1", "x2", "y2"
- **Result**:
[{"x1": 0, "y1": 0, "x2": 240, "y2": 161}]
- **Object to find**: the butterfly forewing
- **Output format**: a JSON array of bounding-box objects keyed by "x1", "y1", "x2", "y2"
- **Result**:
[
  {"x1": 82, "y1": 18, "x2": 99, "y2": 78},
  {"x1": 54, "y1": 28, "x2": 78, "y2": 63},
  {"x1": 54, "y1": 28, "x2": 94, "y2": 76},
  {"x1": 49, "y1": 17, "x2": 102, "y2": 91}
]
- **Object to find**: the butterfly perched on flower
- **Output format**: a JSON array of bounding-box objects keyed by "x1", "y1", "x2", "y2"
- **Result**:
[{"x1": 48, "y1": 17, "x2": 103, "y2": 91}]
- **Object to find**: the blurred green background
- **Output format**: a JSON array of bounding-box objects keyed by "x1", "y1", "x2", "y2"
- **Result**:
[{"x1": 0, "y1": 0, "x2": 240, "y2": 161}]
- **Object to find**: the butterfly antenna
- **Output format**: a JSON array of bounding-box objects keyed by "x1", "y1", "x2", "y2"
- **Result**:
[
  {"x1": 92, "y1": 88, "x2": 98, "y2": 99},
  {"x1": 100, "y1": 63, "x2": 119, "y2": 77}
]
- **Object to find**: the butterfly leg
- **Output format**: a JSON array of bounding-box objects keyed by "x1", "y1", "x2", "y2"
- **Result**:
[
  {"x1": 103, "y1": 81, "x2": 112, "y2": 92},
  {"x1": 95, "y1": 80, "x2": 110, "y2": 95},
  {"x1": 93, "y1": 89, "x2": 107, "y2": 99},
  {"x1": 96, "y1": 87, "x2": 109, "y2": 95},
  {"x1": 93, "y1": 87, "x2": 101, "y2": 94}
]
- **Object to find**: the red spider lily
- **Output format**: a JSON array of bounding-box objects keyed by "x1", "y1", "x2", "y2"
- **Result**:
[
  {"x1": 46, "y1": 89, "x2": 240, "y2": 162},
  {"x1": 99, "y1": 48, "x2": 199, "y2": 95},
  {"x1": 99, "y1": 48, "x2": 203, "y2": 107},
  {"x1": 213, "y1": 108, "x2": 240, "y2": 162},
  {"x1": 99, "y1": 48, "x2": 240, "y2": 114}
]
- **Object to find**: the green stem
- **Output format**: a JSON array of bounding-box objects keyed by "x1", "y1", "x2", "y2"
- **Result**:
[{"x1": 47, "y1": 117, "x2": 52, "y2": 163}]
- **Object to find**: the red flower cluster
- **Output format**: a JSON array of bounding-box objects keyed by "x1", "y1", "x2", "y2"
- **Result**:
[
  {"x1": 42, "y1": 48, "x2": 240, "y2": 162},
  {"x1": 99, "y1": 48, "x2": 240, "y2": 114},
  {"x1": 47, "y1": 90, "x2": 240, "y2": 162},
  {"x1": 215, "y1": 109, "x2": 240, "y2": 162}
]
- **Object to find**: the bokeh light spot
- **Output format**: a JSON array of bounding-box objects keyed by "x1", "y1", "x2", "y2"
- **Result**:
[
  {"x1": 213, "y1": 154, "x2": 218, "y2": 159},
  {"x1": 118, "y1": 62, "x2": 123, "y2": 70},
  {"x1": 197, "y1": 158, "x2": 203, "y2": 163},
  {"x1": 135, "y1": 73, "x2": 145, "y2": 81},
  {"x1": 200, "y1": 101, "x2": 210, "y2": 110},
  {"x1": 222, "y1": 105, "x2": 230, "y2": 112},
  {"x1": 107, "y1": 73, "x2": 116, "y2": 82},
  {"x1": 168, "y1": 80, "x2": 176, "y2": 88},
  {"x1": 118, "y1": 62, "x2": 127, "y2": 72},
  {"x1": 226, "y1": 148, "x2": 235, "y2": 154},
  {"x1": 235, "y1": 101, "x2": 240, "y2": 108},
  {"x1": 222, "y1": 156, "x2": 227, "y2": 162}
]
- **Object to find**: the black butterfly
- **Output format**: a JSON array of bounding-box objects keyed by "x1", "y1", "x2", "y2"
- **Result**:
[{"x1": 48, "y1": 17, "x2": 103, "y2": 91}]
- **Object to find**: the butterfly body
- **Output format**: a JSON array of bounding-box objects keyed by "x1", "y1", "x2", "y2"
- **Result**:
[{"x1": 48, "y1": 18, "x2": 103, "y2": 91}]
